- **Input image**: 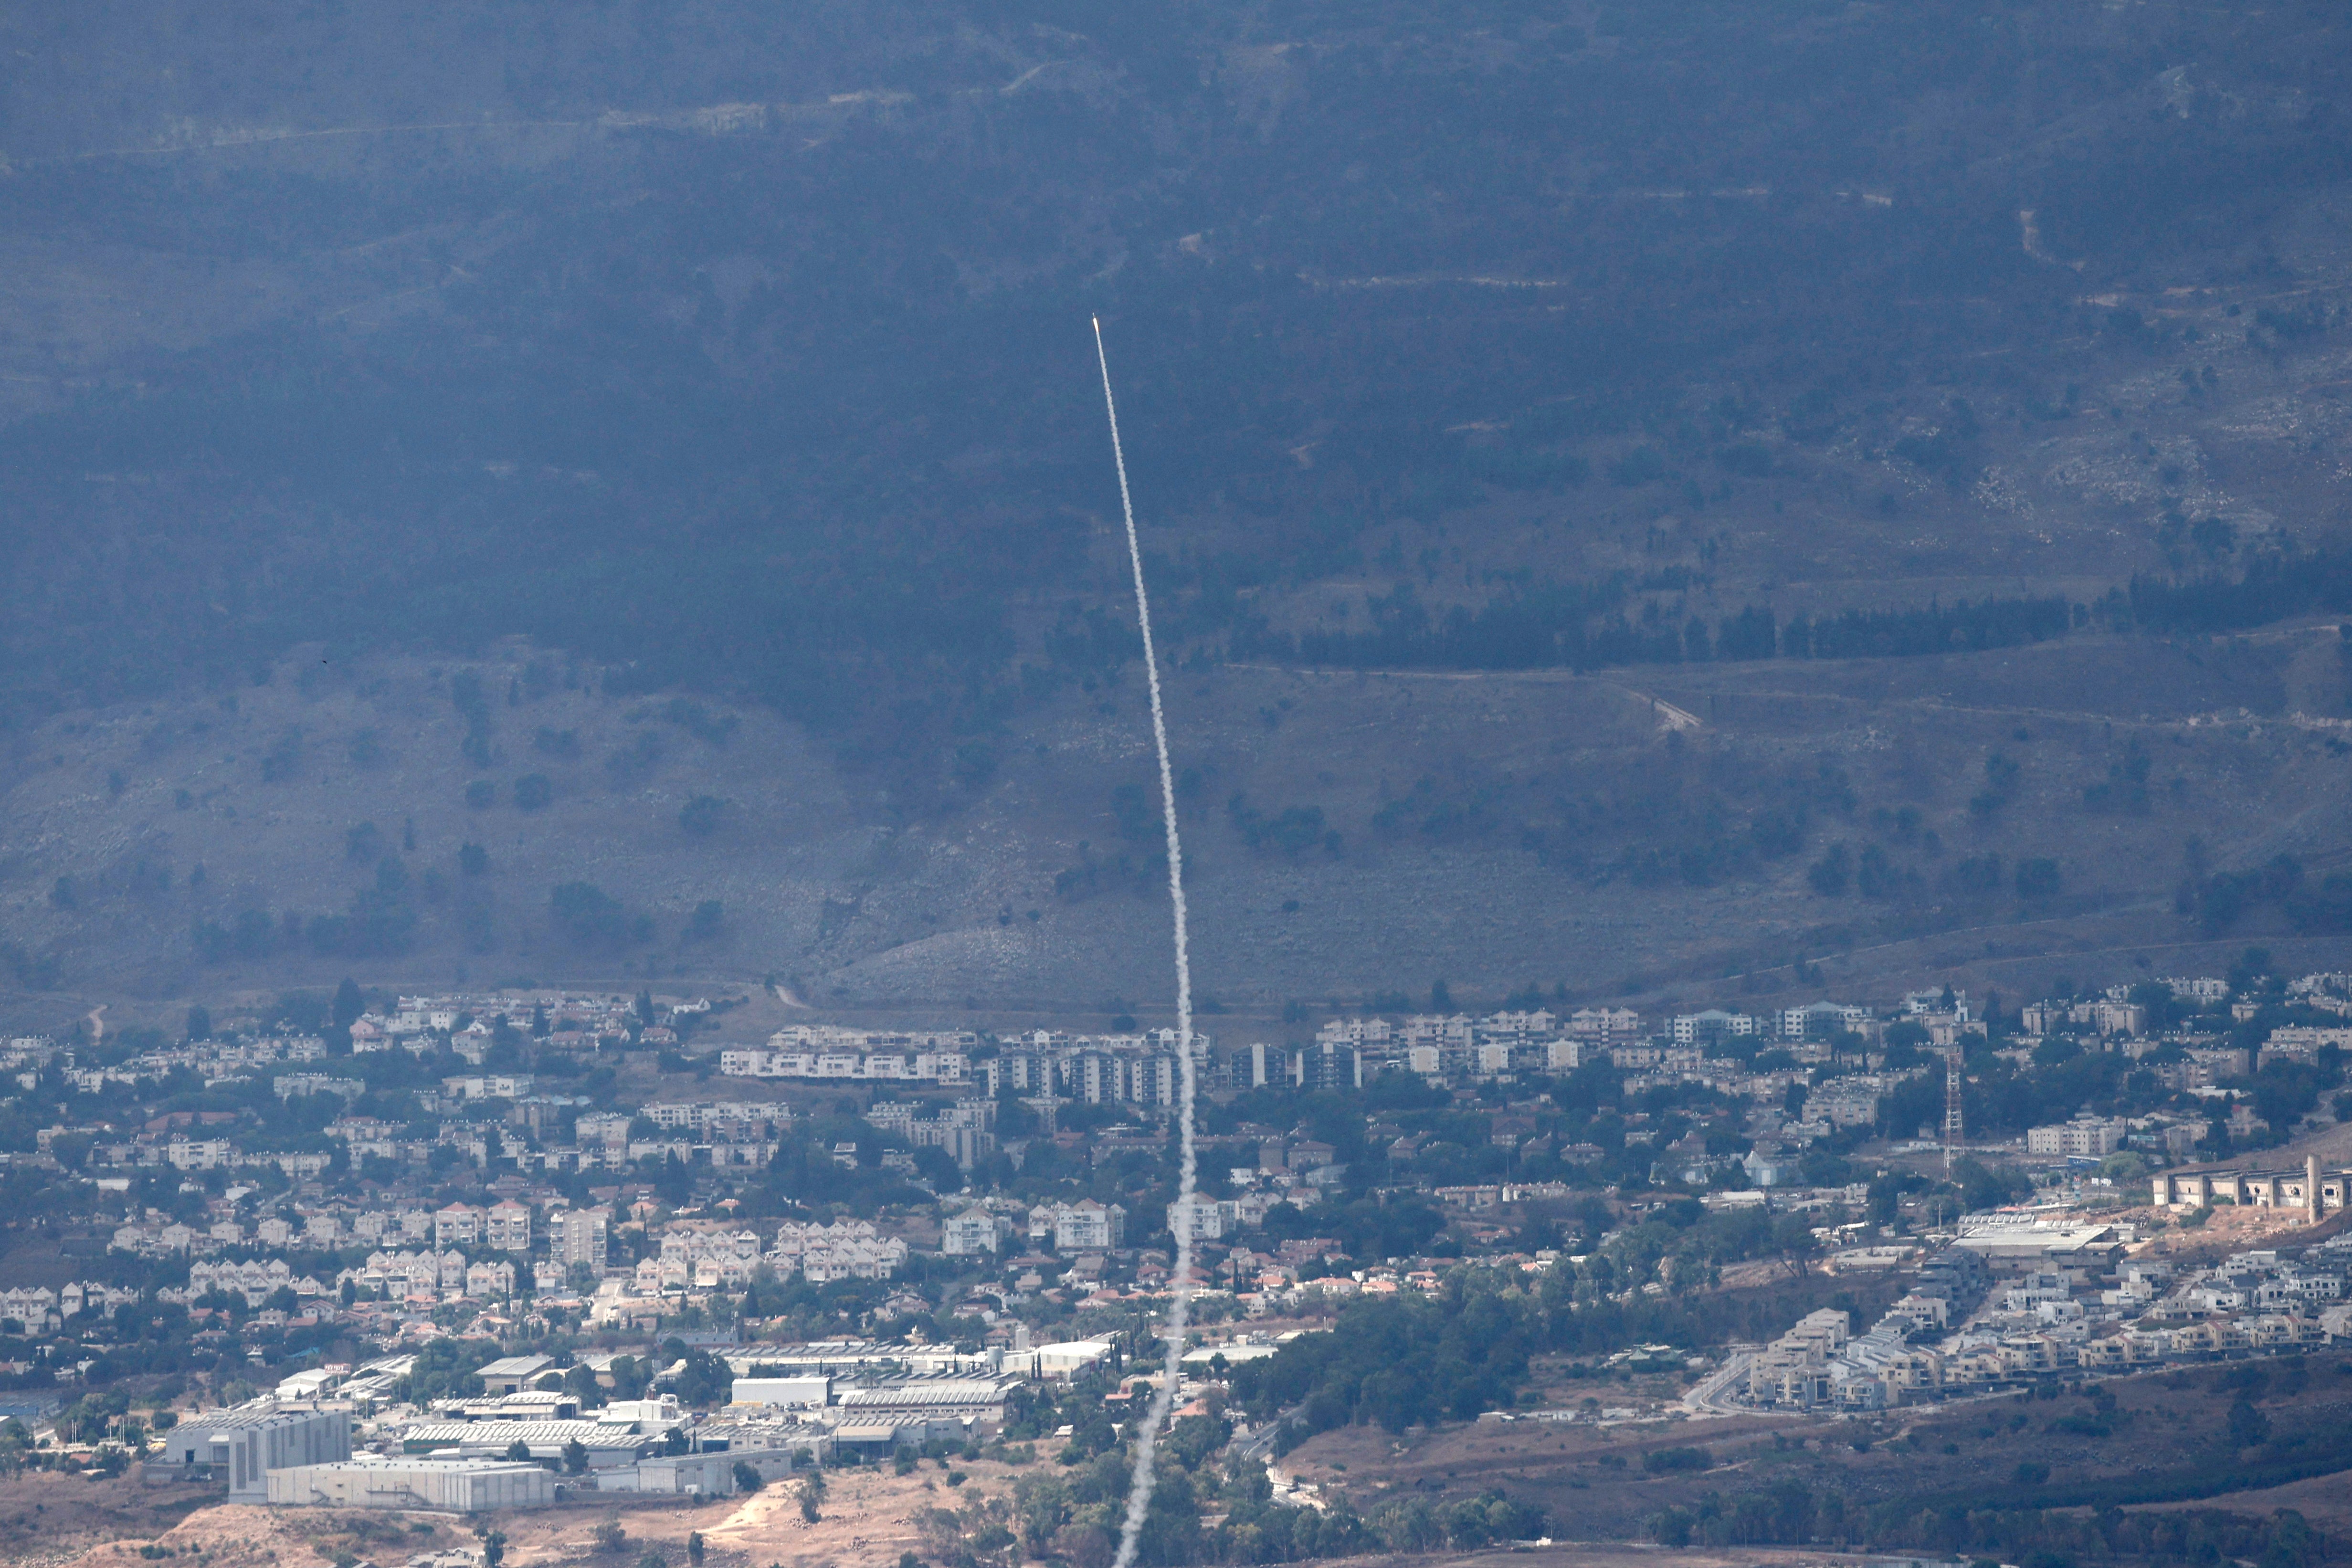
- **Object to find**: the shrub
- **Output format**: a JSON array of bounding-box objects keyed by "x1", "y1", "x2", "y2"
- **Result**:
[
  {"x1": 1645, "y1": 1446, "x2": 1713, "y2": 1473},
  {"x1": 679, "y1": 795, "x2": 726, "y2": 836}
]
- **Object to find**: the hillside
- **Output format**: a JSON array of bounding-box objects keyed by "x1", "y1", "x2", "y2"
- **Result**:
[
  {"x1": 2, "y1": 623, "x2": 2348, "y2": 1021},
  {"x1": 5, "y1": 1, "x2": 2352, "y2": 1015}
]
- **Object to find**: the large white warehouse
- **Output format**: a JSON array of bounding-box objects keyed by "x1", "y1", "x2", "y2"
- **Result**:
[
  {"x1": 159, "y1": 1408, "x2": 351, "y2": 1501},
  {"x1": 264, "y1": 1456, "x2": 556, "y2": 1513}
]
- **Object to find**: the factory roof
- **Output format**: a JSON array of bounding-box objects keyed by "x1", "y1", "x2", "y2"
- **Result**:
[
  {"x1": 477, "y1": 1355, "x2": 556, "y2": 1379},
  {"x1": 180, "y1": 1405, "x2": 342, "y2": 1431},
  {"x1": 400, "y1": 1419, "x2": 646, "y2": 1450},
  {"x1": 836, "y1": 1381, "x2": 1012, "y2": 1410}
]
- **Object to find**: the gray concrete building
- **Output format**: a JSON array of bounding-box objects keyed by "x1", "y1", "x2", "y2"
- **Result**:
[{"x1": 159, "y1": 1407, "x2": 350, "y2": 1500}]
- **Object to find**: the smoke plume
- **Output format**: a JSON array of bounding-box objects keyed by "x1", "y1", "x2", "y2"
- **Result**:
[{"x1": 1092, "y1": 316, "x2": 1202, "y2": 1568}]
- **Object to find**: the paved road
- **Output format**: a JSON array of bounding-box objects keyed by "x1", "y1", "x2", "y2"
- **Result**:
[
  {"x1": 1232, "y1": 1408, "x2": 1298, "y2": 1462},
  {"x1": 1681, "y1": 1352, "x2": 1751, "y2": 1417}
]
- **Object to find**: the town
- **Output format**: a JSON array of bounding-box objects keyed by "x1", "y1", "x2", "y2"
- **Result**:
[{"x1": 0, "y1": 954, "x2": 2349, "y2": 1555}]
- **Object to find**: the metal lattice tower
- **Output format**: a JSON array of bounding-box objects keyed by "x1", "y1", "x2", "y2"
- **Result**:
[{"x1": 1943, "y1": 1048, "x2": 1965, "y2": 1174}]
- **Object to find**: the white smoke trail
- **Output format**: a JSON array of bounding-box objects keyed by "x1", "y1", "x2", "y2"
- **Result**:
[{"x1": 1092, "y1": 316, "x2": 1201, "y2": 1568}]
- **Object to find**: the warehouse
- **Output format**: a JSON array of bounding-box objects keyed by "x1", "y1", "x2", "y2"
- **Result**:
[
  {"x1": 834, "y1": 1375, "x2": 1018, "y2": 1428},
  {"x1": 265, "y1": 1457, "x2": 555, "y2": 1513},
  {"x1": 158, "y1": 1407, "x2": 350, "y2": 1500},
  {"x1": 730, "y1": 1375, "x2": 830, "y2": 1409},
  {"x1": 600, "y1": 1451, "x2": 780, "y2": 1495},
  {"x1": 397, "y1": 1419, "x2": 649, "y2": 1467},
  {"x1": 1948, "y1": 1221, "x2": 2124, "y2": 1273}
]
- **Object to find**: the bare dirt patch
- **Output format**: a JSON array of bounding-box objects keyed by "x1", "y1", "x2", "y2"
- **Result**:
[
  {"x1": 0, "y1": 1472, "x2": 224, "y2": 1567},
  {"x1": 470, "y1": 1457, "x2": 1034, "y2": 1568}
]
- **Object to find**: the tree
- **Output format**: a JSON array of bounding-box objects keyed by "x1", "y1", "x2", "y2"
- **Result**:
[
  {"x1": 552, "y1": 882, "x2": 631, "y2": 946},
  {"x1": 2016, "y1": 857, "x2": 2063, "y2": 901},
  {"x1": 564, "y1": 1439, "x2": 590, "y2": 1475},
  {"x1": 184, "y1": 1005, "x2": 211, "y2": 1042},
  {"x1": 798, "y1": 1471, "x2": 827, "y2": 1524},
  {"x1": 460, "y1": 842, "x2": 490, "y2": 876},
  {"x1": 1770, "y1": 1214, "x2": 1823, "y2": 1279},
  {"x1": 476, "y1": 1531, "x2": 507, "y2": 1568},
  {"x1": 679, "y1": 795, "x2": 726, "y2": 836},
  {"x1": 1953, "y1": 1157, "x2": 2032, "y2": 1213},
  {"x1": 333, "y1": 977, "x2": 365, "y2": 1028},
  {"x1": 731, "y1": 1460, "x2": 763, "y2": 1494},
  {"x1": 671, "y1": 1347, "x2": 734, "y2": 1409},
  {"x1": 505, "y1": 1439, "x2": 533, "y2": 1463},
  {"x1": 2228, "y1": 1398, "x2": 2271, "y2": 1449},
  {"x1": 563, "y1": 1365, "x2": 606, "y2": 1410},
  {"x1": 687, "y1": 1534, "x2": 705, "y2": 1568}
]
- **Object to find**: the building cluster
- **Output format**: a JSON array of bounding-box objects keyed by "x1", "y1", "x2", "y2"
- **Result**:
[
  {"x1": 14, "y1": 959, "x2": 2352, "y2": 1502},
  {"x1": 141, "y1": 1326, "x2": 1186, "y2": 1515},
  {"x1": 717, "y1": 1026, "x2": 978, "y2": 1085},
  {"x1": 1735, "y1": 1214, "x2": 2352, "y2": 1412},
  {"x1": 348, "y1": 993, "x2": 671, "y2": 1058}
]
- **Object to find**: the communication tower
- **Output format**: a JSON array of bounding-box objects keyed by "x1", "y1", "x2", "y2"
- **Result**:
[{"x1": 1943, "y1": 1047, "x2": 1965, "y2": 1174}]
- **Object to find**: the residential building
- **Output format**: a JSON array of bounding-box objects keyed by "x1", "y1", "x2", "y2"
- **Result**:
[
  {"x1": 550, "y1": 1207, "x2": 610, "y2": 1271},
  {"x1": 941, "y1": 1210, "x2": 1014, "y2": 1255},
  {"x1": 2026, "y1": 1116, "x2": 2126, "y2": 1157},
  {"x1": 1049, "y1": 1200, "x2": 1126, "y2": 1252},
  {"x1": 485, "y1": 1201, "x2": 531, "y2": 1254}
]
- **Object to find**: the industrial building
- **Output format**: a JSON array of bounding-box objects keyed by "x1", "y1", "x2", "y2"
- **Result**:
[
  {"x1": 730, "y1": 1375, "x2": 831, "y2": 1409},
  {"x1": 158, "y1": 1407, "x2": 350, "y2": 1500},
  {"x1": 397, "y1": 1418, "x2": 651, "y2": 1467},
  {"x1": 1948, "y1": 1219, "x2": 2126, "y2": 1272},
  {"x1": 722, "y1": 1340, "x2": 1002, "y2": 1379},
  {"x1": 597, "y1": 1448, "x2": 795, "y2": 1494},
  {"x1": 265, "y1": 1456, "x2": 555, "y2": 1513},
  {"x1": 832, "y1": 1375, "x2": 1019, "y2": 1430},
  {"x1": 475, "y1": 1355, "x2": 557, "y2": 1394},
  {"x1": 1025, "y1": 1338, "x2": 1118, "y2": 1380},
  {"x1": 2158, "y1": 1157, "x2": 2351, "y2": 1219}
]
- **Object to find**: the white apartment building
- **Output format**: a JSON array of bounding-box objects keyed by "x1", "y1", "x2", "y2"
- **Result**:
[
  {"x1": 2026, "y1": 1117, "x2": 2126, "y2": 1157},
  {"x1": 1028, "y1": 1200, "x2": 1126, "y2": 1252},
  {"x1": 941, "y1": 1209, "x2": 1015, "y2": 1255},
  {"x1": 486, "y1": 1201, "x2": 531, "y2": 1253}
]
